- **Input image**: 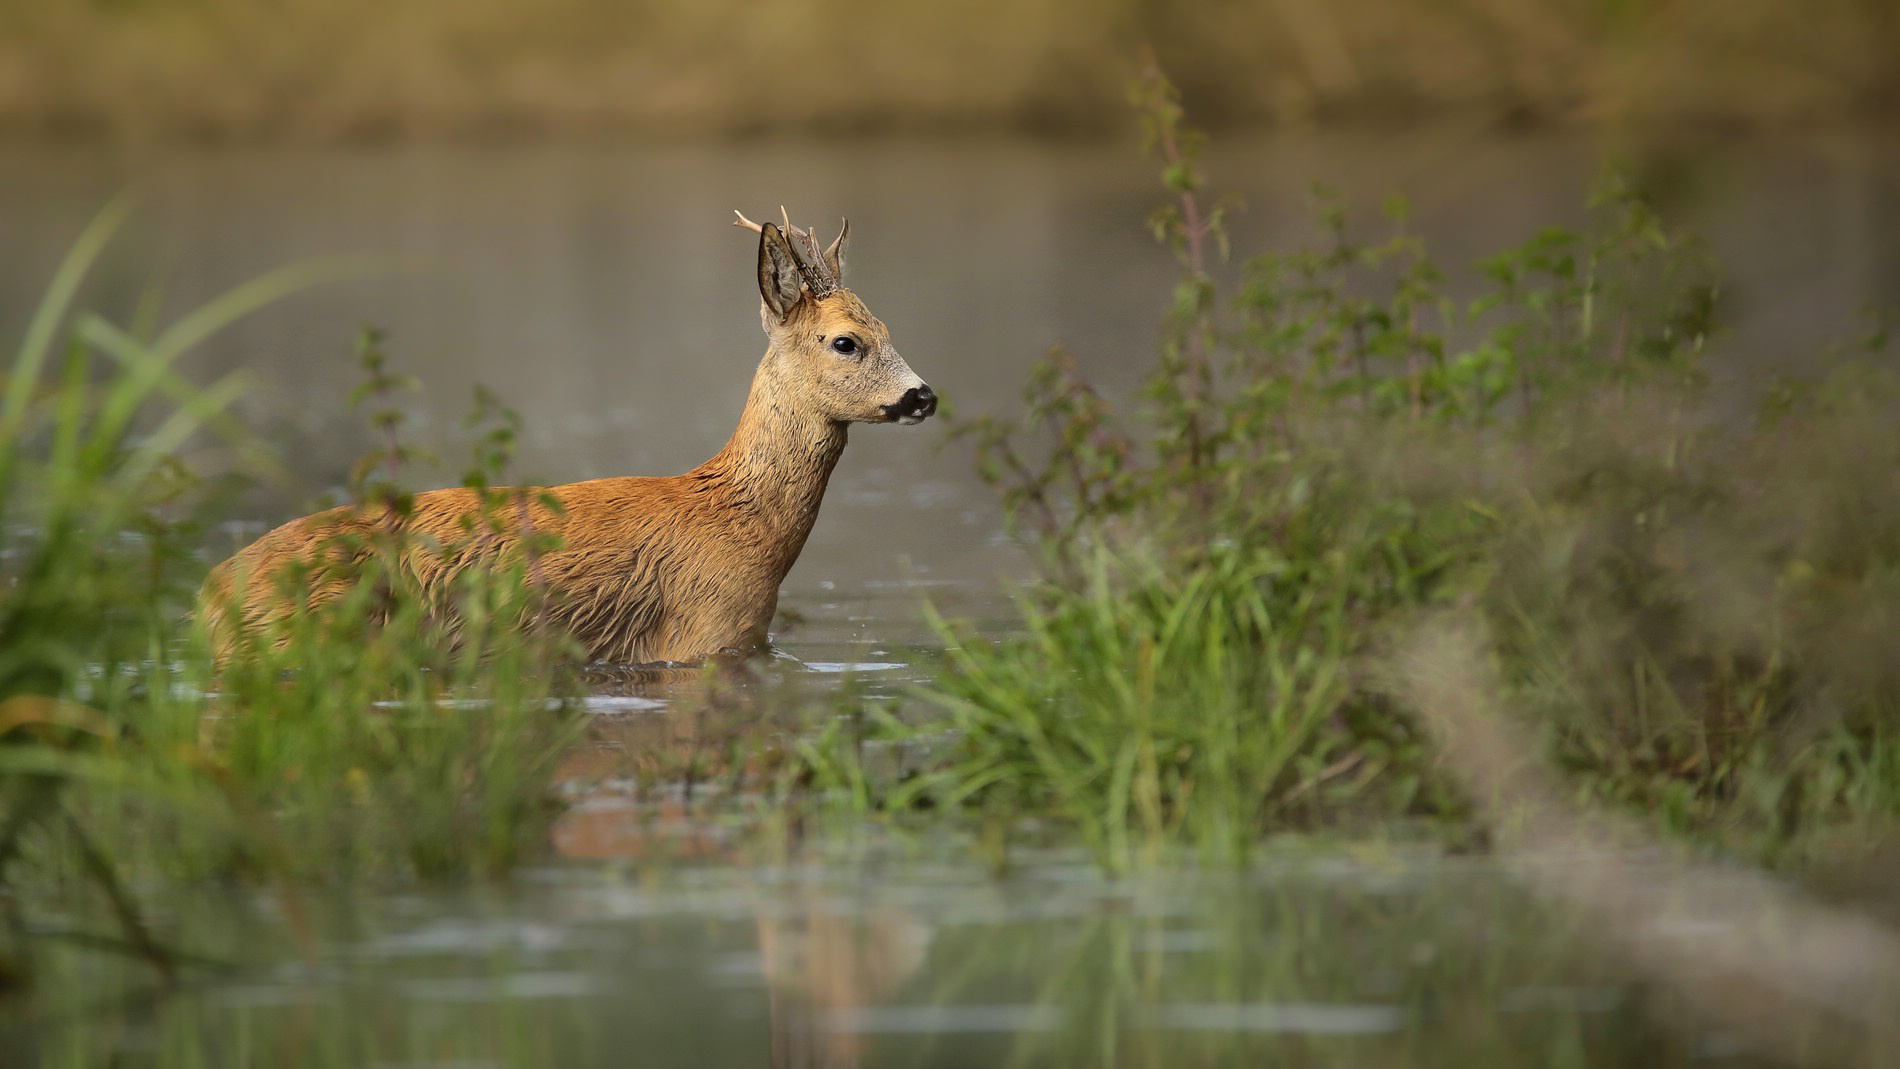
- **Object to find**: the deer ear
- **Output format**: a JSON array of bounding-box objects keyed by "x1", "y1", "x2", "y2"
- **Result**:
[
  {"x1": 823, "y1": 217, "x2": 849, "y2": 282},
  {"x1": 757, "y1": 222, "x2": 803, "y2": 320}
]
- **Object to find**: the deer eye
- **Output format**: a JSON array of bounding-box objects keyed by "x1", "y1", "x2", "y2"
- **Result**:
[{"x1": 829, "y1": 336, "x2": 860, "y2": 356}]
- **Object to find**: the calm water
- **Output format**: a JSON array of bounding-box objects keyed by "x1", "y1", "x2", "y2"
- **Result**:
[
  {"x1": 3, "y1": 128, "x2": 1895, "y2": 1065},
  {"x1": 4, "y1": 847, "x2": 1784, "y2": 1067}
]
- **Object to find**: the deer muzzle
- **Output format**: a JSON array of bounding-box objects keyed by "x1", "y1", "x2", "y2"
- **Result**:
[{"x1": 883, "y1": 384, "x2": 937, "y2": 425}]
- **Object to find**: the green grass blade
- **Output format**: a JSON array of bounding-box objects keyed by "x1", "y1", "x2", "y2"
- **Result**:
[{"x1": 6, "y1": 194, "x2": 132, "y2": 433}]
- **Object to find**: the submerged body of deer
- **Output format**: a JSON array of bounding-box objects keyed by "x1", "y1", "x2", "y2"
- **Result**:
[{"x1": 201, "y1": 212, "x2": 935, "y2": 665}]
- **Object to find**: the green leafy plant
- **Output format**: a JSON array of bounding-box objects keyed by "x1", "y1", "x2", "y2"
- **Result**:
[
  {"x1": 800, "y1": 61, "x2": 1899, "y2": 869},
  {"x1": 0, "y1": 198, "x2": 316, "y2": 983},
  {"x1": 178, "y1": 328, "x2": 583, "y2": 883},
  {"x1": 0, "y1": 210, "x2": 585, "y2": 992}
]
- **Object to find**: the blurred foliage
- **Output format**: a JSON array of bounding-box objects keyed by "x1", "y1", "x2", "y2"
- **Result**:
[{"x1": 0, "y1": 0, "x2": 1895, "y2": 137}]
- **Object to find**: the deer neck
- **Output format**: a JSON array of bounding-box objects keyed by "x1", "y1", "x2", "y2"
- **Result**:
[{"x1": 697, "y1": 349, "x2": 849, "y2": 566}]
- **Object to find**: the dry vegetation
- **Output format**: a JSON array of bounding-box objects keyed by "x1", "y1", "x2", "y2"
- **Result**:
[{"x1": 1, "y1": 0, "x2": 1896, "y2": 139}]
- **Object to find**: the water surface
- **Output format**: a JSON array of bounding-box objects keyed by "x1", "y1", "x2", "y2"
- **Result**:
[{"x1": 5, "y1": 847, "x2": 1786, "y2": 1068}]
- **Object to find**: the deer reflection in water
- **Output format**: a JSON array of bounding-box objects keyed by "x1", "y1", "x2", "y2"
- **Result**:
[{"x1": 550, "y1": 681, "x2": 930, "y2": 1069}]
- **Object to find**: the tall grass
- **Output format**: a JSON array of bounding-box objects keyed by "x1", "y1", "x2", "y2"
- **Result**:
[
  {"x1": 0, "y1": 208, "x2": 581, "y2": 989},
  {"x1": 0, "y1": 196, "x2": 301, "y2": 984},
  {"x1": 168, "y1": 328, "x2": 584, "y2": 881},
  {"x1": 799, "y1": 64, "x2": 1900, "y2": 870}
]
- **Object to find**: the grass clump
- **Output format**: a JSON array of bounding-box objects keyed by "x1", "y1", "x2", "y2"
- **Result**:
[
  {"x1": 805, "y1": 64, "x2": 1900, "y2": 869},
  {"x1": 0, "y1": 208, "x2": 581, "y2": 989},
  {"x1": 178, "y1": 330, "x2": 583, "y2": 883},
  {"x1": 905, "y1": 547, "x2": 1402, "y2": 865}
]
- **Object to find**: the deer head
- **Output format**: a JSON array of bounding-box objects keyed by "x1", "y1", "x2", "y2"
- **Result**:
[{"x1": 735, "y1": 209, "x2": 936, "y2": 426}]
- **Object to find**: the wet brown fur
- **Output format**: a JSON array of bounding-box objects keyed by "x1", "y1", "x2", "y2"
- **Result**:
[{"x1": 201, "y1": 221, "x2": 931, "y2": 665}]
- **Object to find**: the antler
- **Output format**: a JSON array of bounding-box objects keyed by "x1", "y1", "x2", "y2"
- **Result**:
[{"x1": 733, "y1": 207, "x2": 841, "y2": 298}]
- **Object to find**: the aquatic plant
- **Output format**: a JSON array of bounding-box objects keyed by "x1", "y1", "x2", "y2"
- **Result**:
[
  {"x1": 0, "y1": 213, "x2": 581, "y2": 989},
  {"x1": 0, "y1": 197, "x2": 314, "y2": 985},
  {"x1": 109, "y1": 326, "x2": 583, "y2": 887},
  {"x1": 803, "y1": 63, "x2": 1900, "y2": 870}
]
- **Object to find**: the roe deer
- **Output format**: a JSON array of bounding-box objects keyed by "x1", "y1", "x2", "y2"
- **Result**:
[{"x1": 202, "y1": 210, "x2": 936, "y2": 665}]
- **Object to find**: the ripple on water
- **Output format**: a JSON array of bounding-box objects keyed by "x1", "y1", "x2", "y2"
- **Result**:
[
  {"x1": 579, "y1": 694, "x2": 669, "y2": 715},
  {"x1": 1143, "y1": 1002, "x2": 1407, "y2": 1035},
  {"x1": 361, "y1": 919, "x2": 571, "y2": 957},
  {"x1": 401, "y1": 972, "x2": 596, "y2": 1003},
  {"x1": 825, "y1": 1004, "x2": 1065, "y2": 1034},
  {"x1": 801, "y1": 661, "x2": 906, "y2": 674}
]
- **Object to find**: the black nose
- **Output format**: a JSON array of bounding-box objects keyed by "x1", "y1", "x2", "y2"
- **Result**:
[{"x1": 884, "y1": 384, "x2": 937, "y2": 423}]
